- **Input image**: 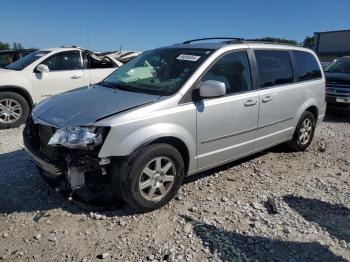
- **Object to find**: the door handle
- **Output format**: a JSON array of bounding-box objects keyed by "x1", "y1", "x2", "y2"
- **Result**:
[
  {"x1": 244, "y1": 100, "x2": 257, "y2": 107},
  {"x1": 262, "y1": 96, "x2": 273, "y2": 103},
  {"x1": 71, "y1": 75, "x2": 81, "y2": 79}
]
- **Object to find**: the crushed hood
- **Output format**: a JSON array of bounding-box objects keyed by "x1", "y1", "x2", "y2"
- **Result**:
[{"x1": 33, "y1": 85, "x2": 160, "y2": 128}]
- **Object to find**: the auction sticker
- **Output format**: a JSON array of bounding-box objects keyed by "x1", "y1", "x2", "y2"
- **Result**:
[{"x1": 177, "y1": 54, "x2": 201, "y2": 61}]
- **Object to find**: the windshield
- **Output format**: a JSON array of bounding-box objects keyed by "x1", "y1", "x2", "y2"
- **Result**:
[
  {"x1": 101, "y1": 48, "x2": 213, "y2": 95},
  {"x1": 324, "y1": 58, "x2": 350, "y2": 73},
  {"x1": 5, "y1": 50, "x2": 50, "y2": 71}
]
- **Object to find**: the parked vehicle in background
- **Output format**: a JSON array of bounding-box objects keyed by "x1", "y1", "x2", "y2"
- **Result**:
[
  {"x1": 321, "y1": 61, "x2": 331, "y2": 69},
  {"x1": 23, "y1": 38, "x2": 326, "y2": 212},
  {"x1": 0, "y1": 49, "x2": 37, "y2": 68},
  {"x1": 324, "y1": 56, "x2": 350, "y2": 112},
  {"x1": 312, "y1": 30, "x2": 350, "y2": 62},
  {"x1": 0, "y1": 47, "x2": 140, "y2": 128}
]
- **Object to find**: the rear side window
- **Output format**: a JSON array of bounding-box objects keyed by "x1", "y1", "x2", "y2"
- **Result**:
[
  {"x1": 42, "y1": 51, "x2": 82, "y2": 71},
  {"x1": 255, "y1": 50, "x2": 293, "y2": 88},
  {"x1": 293, "y1": 51, "x2": 322, "y2": 81}
]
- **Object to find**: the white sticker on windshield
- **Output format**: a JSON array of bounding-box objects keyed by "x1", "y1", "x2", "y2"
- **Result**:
[
  {"x1": 177, "y1": 54, "x2": 201, "y2": 61},
  {"x1": 35, "y1": 53, "x2": 46, "y2": 57}
]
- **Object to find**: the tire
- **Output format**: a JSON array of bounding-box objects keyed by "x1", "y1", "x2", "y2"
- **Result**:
[
  {"x1": 287, "y1": 111, "x2": 316, "y2": 151},
  {"x1": 0, "y1": 92, "x2": 30, "y2": 129},
  {"x1": 112, "y1": 143, "x2": 185, "y2": 212}
]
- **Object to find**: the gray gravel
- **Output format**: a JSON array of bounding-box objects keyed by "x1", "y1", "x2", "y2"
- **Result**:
[{"x1": 0, "y1": 113, "x2": 349, "y2": 261}]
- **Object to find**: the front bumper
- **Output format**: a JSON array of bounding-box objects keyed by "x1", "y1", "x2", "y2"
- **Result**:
[
  {"x1": 24, "y1": 138, "x2": 64, "y2": 177},
  {"x1": 23, "y1": 119, "x2": 112, "y2": 191},
  {"x1": 326, "y1": 95, "x2": 350, "y2": 112}
]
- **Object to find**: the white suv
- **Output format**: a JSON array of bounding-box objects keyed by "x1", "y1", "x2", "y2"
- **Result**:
[{"x1": 0, "y1": 47, "x2": 139, "y2": 128}]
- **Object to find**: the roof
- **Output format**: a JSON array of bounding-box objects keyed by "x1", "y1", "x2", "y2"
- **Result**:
[
  {"x1": 40, "y1": 47, "x2": 81, "y2": 52},
  {"x1": 315, "y1": 29, "x2": 350, "y2": 34}
]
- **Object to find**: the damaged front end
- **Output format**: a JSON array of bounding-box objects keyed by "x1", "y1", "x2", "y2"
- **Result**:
[{"x1": 23, "y1": 117, "x2": 112, "y2": 195}]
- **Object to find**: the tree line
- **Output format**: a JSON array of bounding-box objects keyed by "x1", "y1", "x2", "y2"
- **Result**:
[{"x1": 0, "y1": 41, "x2": 24, "y2": 50}]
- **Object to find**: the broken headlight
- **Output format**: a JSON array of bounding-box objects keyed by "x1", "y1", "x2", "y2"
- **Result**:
[{"x1": 48, "y1": 126, "x2": 104, "y2": 149}]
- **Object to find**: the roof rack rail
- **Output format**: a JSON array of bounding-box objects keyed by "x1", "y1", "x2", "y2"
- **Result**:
[
  {"x1": 224, "y1": 38, "x2": 300, "y2": 46},
  {"x1": 182, "y1": 37, "x2": 243, "y2": 44},
  {"x1": 182, "y1": 38, "x2": 300, "y2": 47}
]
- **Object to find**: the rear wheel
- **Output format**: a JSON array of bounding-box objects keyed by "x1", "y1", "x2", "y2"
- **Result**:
[
  {"x1": 0, "y1": 92, "x2": 30, "y2": 129},
  {"x1": 112, "y1": 143, "x2": 185, "y2": 212},
  {"x1": 287, "y1": 111, "x2": 316, "y2": 151}
]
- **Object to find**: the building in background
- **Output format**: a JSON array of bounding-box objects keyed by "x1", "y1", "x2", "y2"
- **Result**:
[{"x1": 313, "y1": 29, "x2": 350, "y2": 62}]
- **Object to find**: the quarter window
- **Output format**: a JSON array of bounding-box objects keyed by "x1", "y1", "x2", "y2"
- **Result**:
[
  {"x1": 255, "y1": 50, "x2": 293, "y2": 88},
  {"x1": 293, "y1": 51, "x2": 322, "y2": 81},
  {"x1": 202, "y1": 51, "x2": 252, "y2": 94},
  {"x1": 42, "y1": 51, "x2": 82, "y2": 71}
]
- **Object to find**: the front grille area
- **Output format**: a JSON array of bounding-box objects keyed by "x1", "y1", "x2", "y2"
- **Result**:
[
  {"x1": 24, "y1": 116, "x2": 112, "y2": 191},
  {"x1": 24, "y1": 116, "x2": 62, "y2": 159},
  {"x1": 38, "y1": 124, "x2": 56, "y2": 157},
  {"x1": 326, "y1": 82, "x2": 350, "y2": 98}
]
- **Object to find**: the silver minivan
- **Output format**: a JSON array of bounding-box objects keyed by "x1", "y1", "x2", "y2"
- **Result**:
[{"x1": 24, "y1": 38, "x2": 326, "y2": 212}]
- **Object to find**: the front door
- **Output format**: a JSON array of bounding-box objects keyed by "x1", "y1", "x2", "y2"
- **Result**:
[
  {"x1": 32, "y1": 51, "x2": 84, "y2": 102},
  {"x1": 196, "y1": 51, "x2": 259, "y2": 169}
]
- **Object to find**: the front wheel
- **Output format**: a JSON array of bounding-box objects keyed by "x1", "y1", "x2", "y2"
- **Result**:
[
  {"x1": 113, "y1": 143, "x2": 185, "y2": 212},
  {"x1": 0, "y1": 92, "x2": 30, "y2": 129},
  {"x1": 287, "y1": 111, "x2": 316, "y2": 151}
]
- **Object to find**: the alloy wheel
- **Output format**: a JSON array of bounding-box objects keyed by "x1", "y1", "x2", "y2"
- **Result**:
[
  {"x1": 139, "y1": 156, "x2": 176, "y2": 202},
  {"x1": 0, "y1": 99, "x2": 22, "y2": 124},
  {"x1": 298, "y1": 118, "x2": 313, "y2": 145}
]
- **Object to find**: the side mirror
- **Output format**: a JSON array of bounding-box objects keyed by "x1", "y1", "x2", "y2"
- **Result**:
[
  {"x1": 36, "y1": 64, "x2": 49, "y2": 74},
  {"x1": 199, "y1": 80, "x2": 226, "y2": 98}
]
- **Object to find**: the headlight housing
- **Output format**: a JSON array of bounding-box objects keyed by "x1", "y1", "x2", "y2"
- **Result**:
[{"x1": 48, "y1": 126, "x2": 104, "y2": 149}]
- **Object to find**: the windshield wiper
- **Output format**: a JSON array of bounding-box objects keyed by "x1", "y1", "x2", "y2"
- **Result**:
[{"x1": 99, "y1": 82, "x2": 145, "y2": 93}]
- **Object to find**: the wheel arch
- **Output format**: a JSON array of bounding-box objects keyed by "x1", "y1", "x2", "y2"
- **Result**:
[
  {"x1": 304, "y1": 105, "x2": 318, "y2": 120},
  {"x1": 147, "y1": 136, "x2": 190, "y2": 174},
  {"x1": 0, "y1": 85, "x2": 34, "y2": 109},
  {"x1": 295, "y1": 98, "x2": 319, "y2": 125}
]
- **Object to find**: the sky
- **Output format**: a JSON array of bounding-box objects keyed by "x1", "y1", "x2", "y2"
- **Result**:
[{"x1": 1, "y1": 0, "x2": 349, "y2": 52}]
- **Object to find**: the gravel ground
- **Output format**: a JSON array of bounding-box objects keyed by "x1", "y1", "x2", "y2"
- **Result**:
[{"x1": 0, "y1": 113, "x2": 349, "y2": 262}]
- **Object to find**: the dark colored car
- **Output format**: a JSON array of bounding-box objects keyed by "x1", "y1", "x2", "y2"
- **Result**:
[
  {"x1": 324, "y1": 56, "x2": 350, "y2": 112},
  {"x1": 0, "y1": 49, "x2": 37, "y2": 68}
]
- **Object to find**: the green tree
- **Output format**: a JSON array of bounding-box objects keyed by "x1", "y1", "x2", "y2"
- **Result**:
[
  {"x1": 0, "y1": 41, "x2": 10, "y2": 50},
  {"x1": 303, "y1": 36, "x2": 314, "y2": 48},
  {"x1": 257, "y1": 37, "x2": 299, "y2": 45},
  {"x1": 12, "y1": 42, "x2": 24, "y2": 49}
]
